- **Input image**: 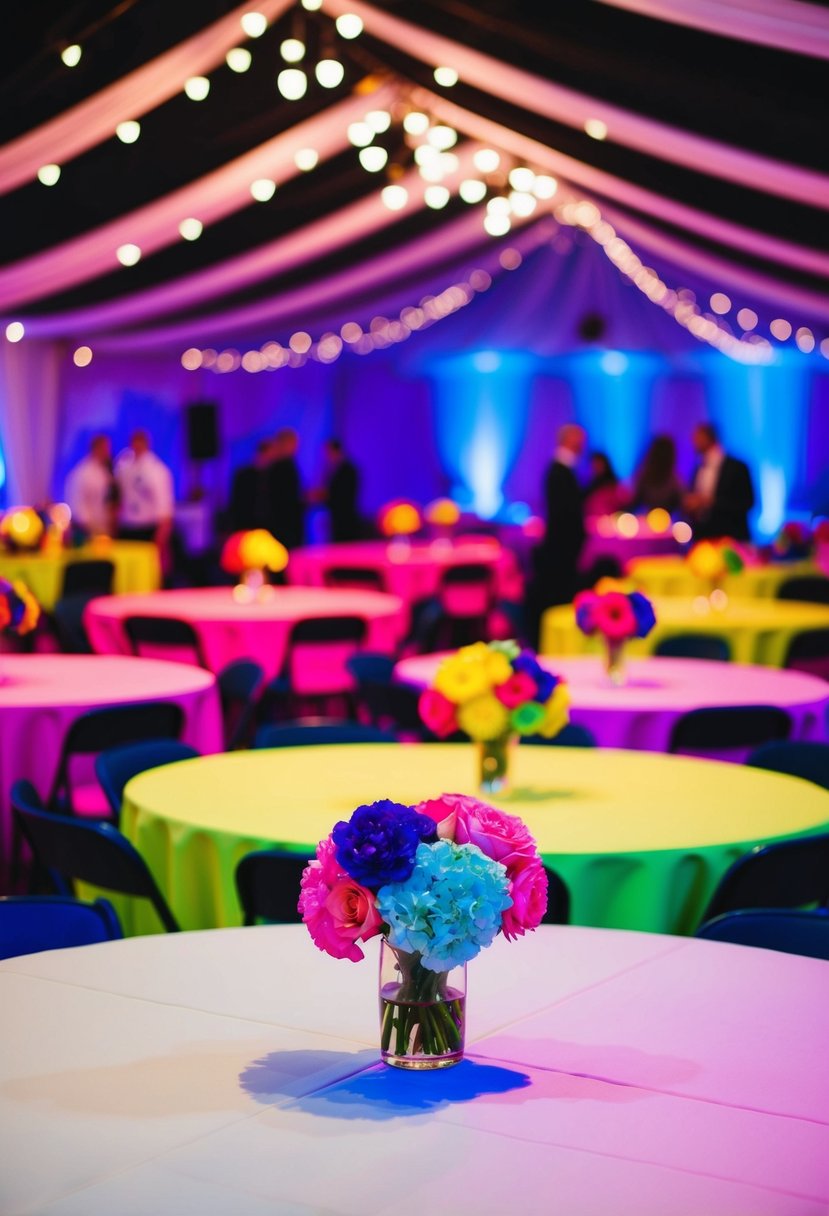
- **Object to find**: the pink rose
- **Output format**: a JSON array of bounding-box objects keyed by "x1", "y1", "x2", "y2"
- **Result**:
[
  {"x1": 418, "y1": 687, "x2": 459, "y2": 738},
  {"x1": 493, "y1": 671, "x2": 537, "y2": 709},
  {"x1": 299, "y1": 838, "x2": 382, "y2": 962},
  {"x1": 594, "y1": 592, "x2": 637, "y2": 641},
  {"x1": 501, "y1": 856, "x2": 548, "y2": 941},
  {"x1": 416, "y1": 793, "x2": 537, "y2": 869}
]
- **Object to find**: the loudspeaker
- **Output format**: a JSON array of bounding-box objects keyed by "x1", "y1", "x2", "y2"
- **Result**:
[{"x1": 186, "y1": 401, "x2": 220, "y2": 461}]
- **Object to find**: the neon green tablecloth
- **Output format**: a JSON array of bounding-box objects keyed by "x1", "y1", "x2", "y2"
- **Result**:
[
  {"x1": 627, "y1": 555, "x2": 822, "y2": 599},
  {"x1": 120, "y1": 744, "x2": 829, "y2": 937},
  {"x1": 0, "y1": 541, "x2": 161, "y2": 610},
  {"x1": 540, "y1": 596, "x2": 829, "y2": 666}
]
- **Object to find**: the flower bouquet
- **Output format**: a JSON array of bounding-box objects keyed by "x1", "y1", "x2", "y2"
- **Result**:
[
  {"x1": 574, "y1": 579, "x2": 656, "y2": 685},
  {"x1": 418, "y1": 640, "x2": 570, "y2": 793},
  {"x1": 0, "y1": 507, "x2": 48, "y2": 553},
  {"x1": 772, "y1": 521, "x2": 812, "y2": 562},
  {"x1": 0, "y1": 579, "x2": 40, "y2": 662},
  {"x1": 299, "y1": 792, "x2": 548, "y2": 1068},
  {"x1": 220, "y1": 529, "x2": 288, "y2": 599},
  {"x1": 686, "y1": 538, "x2": 745, "y2": 604}
]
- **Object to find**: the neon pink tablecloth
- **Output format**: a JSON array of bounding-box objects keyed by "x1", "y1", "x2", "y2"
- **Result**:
[
  {"x1": 394, "y1": 653, "x2": 829, "y2": 751},
  {"x1": 579, "y1": 518, "x2": 682, "y2": 571},
  {"x1": 1, "y1": 925, "x2": 827, "y2": 1214},
  {"x1": 288, "y1": 537, "x2": 522, "y2": 603},
  {"x1": 84, "y1": 586, "x2": 408, "y2": 680},
  {"x1": 0, "y1": 654, "x2": 222, "y2": 878}
]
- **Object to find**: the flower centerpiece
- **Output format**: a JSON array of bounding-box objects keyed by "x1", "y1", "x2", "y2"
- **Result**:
[
  {"x1": 772, "y1": 521, "x2": 812, "y2": 562},
  {"x1": 299, "y1": 793, "x2": 548, "y2": 1069},
  {"x1": 0, "y1": 507, "x2": 48, "y2": 553},
  {"x1": 0, "y1": 579, "x2": 40, "y2": 661},
  {"x1": 423, "y1": 497, "x2": 461, "y2": 539},
  {"x1": 574, "y1": 579, "x2": 656, "y2": 685},
  {"x1": 377, "y1": 499, "x2": 422, "y2": 558},
  {"x1": 686, "y1": 538, "x2": 745, "y2": 604},
  {"x1": 418, "y1": 640, "x2": 569, "y2": 793},
  {"x1": 220, "y1": 529, "x2": 288, "y2": 599}
]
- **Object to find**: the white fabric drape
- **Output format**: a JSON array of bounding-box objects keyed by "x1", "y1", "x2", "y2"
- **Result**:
[{"x1": 0, "y1": 340, "x2": 63, "y2": 505}]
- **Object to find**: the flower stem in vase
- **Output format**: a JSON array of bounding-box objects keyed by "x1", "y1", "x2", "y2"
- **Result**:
[
  {"x1": 604, "y1": 638, "x2": 627, "y2": 686},
  {"x1": 477, "y1": 732, "x2": 513, "y2": 795},
  {"x1": 379, "y1": 941, "x2": 466, "y2": 1069}
]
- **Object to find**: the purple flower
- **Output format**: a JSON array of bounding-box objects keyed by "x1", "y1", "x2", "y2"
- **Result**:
[
  {"x1": 629, "y1": 591, "x2": 656, "y2": 639},
  {"x1": 332, "y1": 800, "x2": 436, "y2": 889}
]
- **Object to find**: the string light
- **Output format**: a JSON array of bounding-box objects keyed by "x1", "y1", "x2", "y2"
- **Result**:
[
  {"x1": 61, "y1": 45, "x2": 82, "y2": 67},
  {"x1": 584, "y1": 118, "x2": 608, "y2": 140},
  {"x1": 335, "y1": 14, "x2": 363, "y2": 39},
  {"x1": 277, "y1": 69, "x2": 307, "y2": 99},
  {"x1": 737, "y1": 307, "x2": 758, "y2": 331},
  {"x1": 424, "y1": 185, "x2": 450, "y2": 208},
  {"x1": 473, "y1": 148, "x2": 500, "y2": 173},
  {"x1": 240, "y1": 12, "x2": 268, "y2": 38},
  {"x1": 381, "y1": 184, "x2": 408, "y2": 210},
  {"x1": 403, "y1": 112, "x2": 430, "y2": 136},
  {"x1": 294, "y1": 148, "x2": 319, "y2": 171},
  {"x1": 710, "y1": 292, "x2": 731, "y2": 314},
  {"x1": 359, "y1": 146, "x2": 388, "y2": 172},
  {"x1": 73, "y1": 346, "x2": 93, "y2": 367},
  {"x1": 115, "y1": 121, "x2": 141, "y2": 144},
  {"x1": 315, "y1": 59, "x2": 344, "y2": 87},
  {"x1": 770, "y1": 318, "x2": 792, "y2": 340},
  {"x1": 184, "y1": 76, "x2": 210, "y2": 101},
  {"x1": 347, "y1": 121, "x2": 374, "y2": 147},
  {"x1": 434, "y1": 66, "x2": 458, "y2": 87},
  {"x1": 365, "y1": 110, "x2": 392, "y2": 134},
  {"x1": 280, "y1": 38, "x2": 305, "y2": 62},
  {"x1": 178, "y1": 218, "x2": 203, "y2": 241},
  {"x1": 250, "y1": 178, "x2": 276, "y2": 201},
  {"x1": 116, "y1": 243, "x2": 141, "y2": 266},
  {"x1": 5, "y1": 322, "x2": 24, "y2": 343},
  {"x1": 37, "y1": 164, "x2": 61, "y2": 186},
  {"x1": 226, "y1": 48, "x2": 252, "y2": 72},
  {"x1": 301, "y1": 0, "x2": 322, "y2": 8},
  {"x1": 459, "y1": 179, "x2": 487, "y2": 203}
]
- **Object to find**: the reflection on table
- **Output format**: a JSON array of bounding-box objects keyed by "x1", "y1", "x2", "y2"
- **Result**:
[
  {"x1": 121, "y1": 744, "x2": 829, "y2": 935},
  {"x1": 540, "y1": 595, "x2": 829, "y2": 666},
  {"x1": 1, "y1": 924, "x2": 826, "y2": 1215},
  {"x1": 393, "y1": 653, "x2": 829, "y2": 751},
  {"x1": 0, "y1": 541, "x2": 161, "y2": 610}
]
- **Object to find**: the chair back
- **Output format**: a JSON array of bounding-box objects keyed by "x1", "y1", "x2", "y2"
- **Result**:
[
  {"x1": 61, "y1": 560, "x2": 115, "y2": 598},
  {"x1": 668, "y1": 705, "x2": 791, "y2": 762},
  {"x1": 52, "y1": 595, "x2": 96, "y2": 653},
  {"x1": 95, "y1": 739, "x2": 200, "y2": 822},
  {"x1": 217, "y1": 658, "x2": 265, "y2": 749},
  {"x1": 439, "y1": 563, "x2": 495, "y2": 620},
  {"x1": 695, "y1": 908, "x2": 829, "y2": 960},
  {"x1": 11, "y1": 780, "x2": 180, "y2": 932},
  {"x1": 654, "y1": 633, "x2": 731, "y2": 662},
  {"x1": 235, "y1": 848, "x2": 314, "y2": 925},
  {"x1": 0, "y1": 895, "x2": 122, "y2": 960},
  {"x1": 254, "y1": 718, "x2": 397, "y2": 748},
  {"x1": 123, "y1": 615, "x2": 208, "y2": 668},
  {"x1": 777, "y1": 576, "x2": 829, "y2": 605},
  {"x1": 522, "y1": 722, "x2": 597, "y2": 748},
  {"x1": 745, "y1": 740, "x2": 829, "y2": 791},
  {"x1": 783, "y1": 629, "x2": 829, "y2": 680},
  {"x1": 323, "y1": 565, "x2": 386, "y2": 592},
  {"x1": 698, "y1": 832, "x2": 829, "y2": 924},
  {"x1": 286, "y1": 615, "x2": 368, "y2": 696},
  {"x1": 541, "y1": 866, "x2": 571, "y2": 925},
  {"x1": 346, "y1": 652, "x2": 396, "y2": 726}
]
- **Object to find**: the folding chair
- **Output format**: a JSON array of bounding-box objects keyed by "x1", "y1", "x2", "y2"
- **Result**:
[{"x1": 0, "y1": 895, "x2": 122, "y2": 960}]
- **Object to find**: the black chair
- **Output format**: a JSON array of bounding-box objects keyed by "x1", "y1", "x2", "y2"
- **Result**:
[
  {"x1": 436, "y1": 563, "x2": 497, "y2": 647},
  {"x1": 522, "y1": 723, "x2": 597, "y2": 748},
  {"x1": 253, "y1": 718, "x2": 397, "y2": 748},
  {"x1": 745, "y1": 740, "x2": 829, "y2": 790},
  {"x1": 51, "y1": 595, "x2": 96, "y2": 653},
  {"x1": 0, "y1": 895, "x2": 122, "y2": 960},
  {"x1": 667, "y1": 705, "x2": 791, "y2": 757},
  {"x1": 541, "y1": 866, "x2": 571, "y2": 924},
  {"x1": 217, "y1": 658, "x2": 265, "y2": 749},
  {"x1": 95, "y1": 739, "x2": 200, "y2": 823},
  {"x1": 47, "y1": 701, "x2": 185, "y2": 817},
  {"x1": 776, "y1": 576, "x2": 829, "y2": 605},
  {"x1": 697, "y1": 832, "x2": 829, "y2": 926},
  {"x1": 11, "y1": 780, "x2": 180, "y2": 932},
  {"x1": 61, "y1": 559, "x2": 115, "y2": 598},
  {"x1": 323, "y1": 565, "x2": 386, "y2": 592},
  {"x1": 235, "y1": 848, "x2": 314, "y2": 925},
  {"x1": 346, "y1": 652, "x2": 396, "y2": 726},
  {"x1": 122, "y1": 615, "x2": 209, "y2": 668},
  {"x1": 654, "y1": 633, "x2": 731, "y2": 662},
  {"x1": 695, "y1": 908, "x2": 829, "y2": 960},
  {"x1": 262, "y1": 615, "x2": 369, "y2": 718},
  {"x1": 783, "y1": 629, "x2": 829, "y2": 680}
]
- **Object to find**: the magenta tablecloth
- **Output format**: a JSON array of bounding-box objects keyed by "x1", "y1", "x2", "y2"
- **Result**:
[
  {"x1": 394, "y1": 653, "x2": 829, "y2": 751},
  {"x1": 84, "y1": 586, "x2": 408, "y2": 680},
  {"x1": 0, "y1": 654, "x2": 222, "y2": 878}
]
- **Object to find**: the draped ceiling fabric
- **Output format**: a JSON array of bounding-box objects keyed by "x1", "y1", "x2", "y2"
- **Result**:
[{"x1": 0, "y1": 0, "x2": 827, "y2": 516}]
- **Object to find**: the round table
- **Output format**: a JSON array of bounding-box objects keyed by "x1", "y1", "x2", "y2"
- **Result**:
[
  {"x1": 83, "y1": 586, "x2": 408, "y2": 680},
  {"x1": 393, "y1": 653, "x2": 829, "y2": 751},
  {"x1": 0, "y1": 655, "x2": 222, "y2": 883},
  {"x1": 578, "y1": 517, "x2": 682, "y2": 572},
  {"x1": 1, "y1": 924, "x2": 826, "y2": 1216},
  {"x1": 120, "y1": 744, "x2": 829, "y2": 936},
  {"x1": 288, "y1": 537, "x2": 522, "y2": 604},
  {"x1": 540, "y1": 595, "x2": 829, "y2": 667},
  {"x1": 627, "y1": 554, "x2": 823, "y2": 599},
  {"x1": 0, "y1": 540, "x2": 161, "y2": 610}
]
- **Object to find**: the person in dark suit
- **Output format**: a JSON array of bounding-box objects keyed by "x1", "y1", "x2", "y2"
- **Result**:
[
  {"x1": 685, "y1": 422, "x2": 755, "y2": 540},
  {"x1": 228, "y1": 438, "x2": 274, "y2": 532},
  {"x1": 323, "y1": 438, "x2": 362, "y2": 542},
  {"x1": 527, "y1": 422, "x2": 587, "y2": 645},
  {"x1": 265, "y1": 427, "x2": 305, "y2": 549}
]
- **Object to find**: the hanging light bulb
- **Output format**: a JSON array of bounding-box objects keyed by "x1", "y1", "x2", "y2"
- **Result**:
[
  {"x1": 381, "y1": 184, "x2": 408, "y2": 211},
  {"x1": 532, "y1": 174, "x2": 558, "y2": 199},
  {"x1": 347, "y1": 121, "x2": 374, "y2": 147},
  {"x1": 280, "y1": 38, "x2": 305, "y2": 62},
  {"x1": 434, "y1": 66, "x2": 458, "y2": 87},
  {"x1": 427, "y1": 125, "x2": 457, "y2": 150},
  {"x1": 315, "y1": 59, "x2": 344, "y2": 88},
  {"x1": 459, "y1": 179, "x2": 487, "y2": 203},
  {"x1": 37, "y1": 164, "x2": 61, "y2": 186},
  {"x1": 403, "y1": 111, "x2": 430, "y2": 136},
  {"x1": 226, "y1": 47, "x2": 252, "y2": 72},
  {"x1": 116, "y1": 120, "x2": 141, "y2": 144},
  {"x1": 484, "y1": 214, "x2": 511, "y2": 236},
  {"x1": 335, "y1": 14, "x2": 363, "y2": 38},
  {"x1": 277, "y1": 68, "x2": 307, "y2": 99},
  {"x1": 73, "y1": 346, "x2": 93, "y2": 367},
  {"x1": 184, "y1": 76, "x2": 210, "y2": 101},
  {"x1": 509, "y1": 191, "x2": 537, "y2": 217},
  {"x1": 473, "y1": 148, "x2": 500, "y2": 173},
  {"x1": 240, "y1": 12, "x2": 268, "y2": 37},
  {"x1": 116, "y1": 243, "x2": 142, "y2": 266},
  {"x1": 359, "y1": 146, "x2": 389, "y2": 172},
  {"x1": 5, "y1": 322, "x2": 24, "y2": 343},
  {"x1": 301, "y1": 0, "x2": 322, "y2": 8},
  {"x1": 294, "y1": 148, "x2": 319, "y2": 171},
  {"x1": 179, "y1": 218, "x2": 203, "y2": 241},
  {"x1": 508, "y1": 166, "x2": 534, "y2": 192},
  {"x1": 250, "y1": 178, "x2": 276, "y2": 201},
  {"x1": 61, "y1": 44, "x2": 82, "y2": 67},
  {"x1": 364, "y1": 110, "x2": 392, "y2": 134},
  {"x1": 424, "y1": 185, "x2": 450, "y2": 209}
]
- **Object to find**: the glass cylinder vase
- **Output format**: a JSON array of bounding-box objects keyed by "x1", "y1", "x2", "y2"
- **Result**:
[
  {"x1": 604, "y1": 638, "x2": 627, "y2": 686},
  {"x1": 379, "y1": 939, "x2": 466, "y2": 1070},
  {"x1": 477, "y1": 732, "x2": 514, "y2": 795}
]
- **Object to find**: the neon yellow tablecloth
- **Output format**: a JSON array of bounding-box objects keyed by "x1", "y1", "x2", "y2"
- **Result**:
[
  {"x1": 120, "y1": 744, "x2": 829, "y2": 937},
  {"x1": 627, "y1": 555, "x2": 822, "y2": 599},
  {"x1": 0, "y1": 541, "x2": 161, "y2": 610},
  {"x1": 540, "y1": 596, "x2": 829, "y2": 666}
]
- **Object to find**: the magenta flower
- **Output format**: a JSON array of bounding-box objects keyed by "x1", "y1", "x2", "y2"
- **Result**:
[
  {"x1": 493, "y1": 670, "x2": 538, "y2": 709},
  {"x1": 299, "y1": 838, "x2": 383, "y2": 962},
  {"x1": 501, "y1": 856, "x2": 549, "y2": 941},
  {"x1": 418, "y1": 687, "x2": 459, "y2": 738}
]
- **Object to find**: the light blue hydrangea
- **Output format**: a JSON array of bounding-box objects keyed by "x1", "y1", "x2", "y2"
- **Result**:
[{"x1": 376, "y1": 840, "x2": 513, "y2": 972}]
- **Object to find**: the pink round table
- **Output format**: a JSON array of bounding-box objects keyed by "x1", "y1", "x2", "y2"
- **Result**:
[
  {"x1": 84, "y1": 586, "x2": 408, "y2": 681},
  {"x1": 579, "y1": 517, "x2": 682, "y2": 572},
  {"x1": 393, "y1": 653, "x2": 829, "y2": 752},
  {"x1": 0, "y1": 654, "x2": 222, "y2": 883},
  {"x1": 288, "y1": 537, "x2": 522, "y2": 603}
]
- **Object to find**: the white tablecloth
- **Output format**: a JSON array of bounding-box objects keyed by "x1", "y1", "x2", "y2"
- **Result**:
[{"x1": 1, "y1": 925, "x2": 827, "y2": 1215}]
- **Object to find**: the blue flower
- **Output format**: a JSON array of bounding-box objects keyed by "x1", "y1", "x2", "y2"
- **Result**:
[
  {"x1": 629, "y1": 591, "x2": 656, "y2": 639},
  {"x1": 513, "y1": 651, "x2": 557, "y2": 702},
  {"x1": 332, "y1": 800, "x2": 436, "y2": 889},
  {"x1": 376, "y1": 840, "x2": 513, "y2": 972}
]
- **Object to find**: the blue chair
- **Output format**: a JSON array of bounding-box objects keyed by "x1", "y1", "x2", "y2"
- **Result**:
[
  {"x1": 522, "y1": 723, "x2": 597, "y2": 748},
  {"x1": 697, "y1": 832, "x2": 829, "y2": 925},
  {"x1": 95, "y1": 740, "x2": 200, "y2": 823},
  {"x1": 217, "y1": 658, "x2": 265, "y2": 749},
  {"x1": 11, "y1": 780, "x2": 180, "y2": 932},
  {"x1": 253, "y1": 718, "x2": 397, "y2": 748},
  {"x1": 235, "y1": 849, "x2": 314, "y2": 925},
  {"x1": 745, "y1": 740, "x2": 829, "y2": 791},
  {"x1": 696, "y1": 908, "x2": 829, "y2": 960},
  {"x1": 0, "y1": 895, "x2": 122, "y2": 960}
]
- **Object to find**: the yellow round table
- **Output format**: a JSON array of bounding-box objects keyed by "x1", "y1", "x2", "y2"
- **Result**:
[
  {"x1": 0, "y1": 540, "x2": 161, "y2": 610},
  {"x1": 120, "y1": 744, "x2": 829, "y2": 937},
  {"x1": 540, "y1": 596, "x2": 829, "y2": 666},
  {"x1": 627, "y1": 555, "x2": 822, "y2": 599}
]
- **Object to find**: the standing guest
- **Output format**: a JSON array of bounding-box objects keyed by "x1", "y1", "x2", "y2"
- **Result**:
[
  {"x1": 631, "y1": 435, "x2": 685, "y2": 514},
  {"x1": 228, "y1": 438, "x2": 274, "y2": 532},
  {"x1": 266, "y1": 428, "x2": 305, "y2": 549},
  {"x1": 684, "y1": 421, "x2": 755, "y2": 540},
  {"x1": 65, "y1": 433, "x2": 117, "y2": 537},
  {"x1": 322, "y1": 438, "x2": 362, "y2": 542},
  {"x1": 115, "y1": 430, "x2": 175, "y2": 571},
  {"x1": 582, "y1": 451, "x2": 627, "y2": 517},
  {"x1": 527, "y1": 423, "x2": 587, "y2": 646}
]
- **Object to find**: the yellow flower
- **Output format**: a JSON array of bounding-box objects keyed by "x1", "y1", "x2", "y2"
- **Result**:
[
  {"x1": 687, "y1": 540, "x2": 725, "y2": 580},
  {"x1": 434, "y1": 650, "x2": 491, "y2": 703},
  {"x1": 457, "y1": 693, "x2": 511, "y2": 742},
  {"x1": 594, "y1": 576, "x2": 634, "y2": 596},
  {"x1": 537, "y1": 682, "x2": 570, "y2": 738},
  {"x1": 13, "y1": 581, "x2": 40, "y2": 634}
]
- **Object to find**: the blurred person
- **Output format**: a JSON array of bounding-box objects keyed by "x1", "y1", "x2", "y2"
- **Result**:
[
  {"x1": 228, "y1": 438, "x2": 274, "y2": 532},
  {"x1": 266, "y1": 427, "x2": 305, "y2": 549},
  {"x1": 115, "y1": 430, "x2": 175, "y2": 567},
  {"x1": 684, "y1": 421, "x2": 755, "y2": 540},
  {"x1": 631, "y1": 435, "x2": 685, "y2": 514},
  {"x1": 527, "y1": 422, "x2": 587, "y2": 646},
  {"x1": 65, "y1": 433, "x2": 117, "y2": 537},
  {"x1": 321, "y1": 438, "x2": 361, "y2": 543},
  {"x1": 582, "y1": 451, "x2": 628, "y2": 517}
]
